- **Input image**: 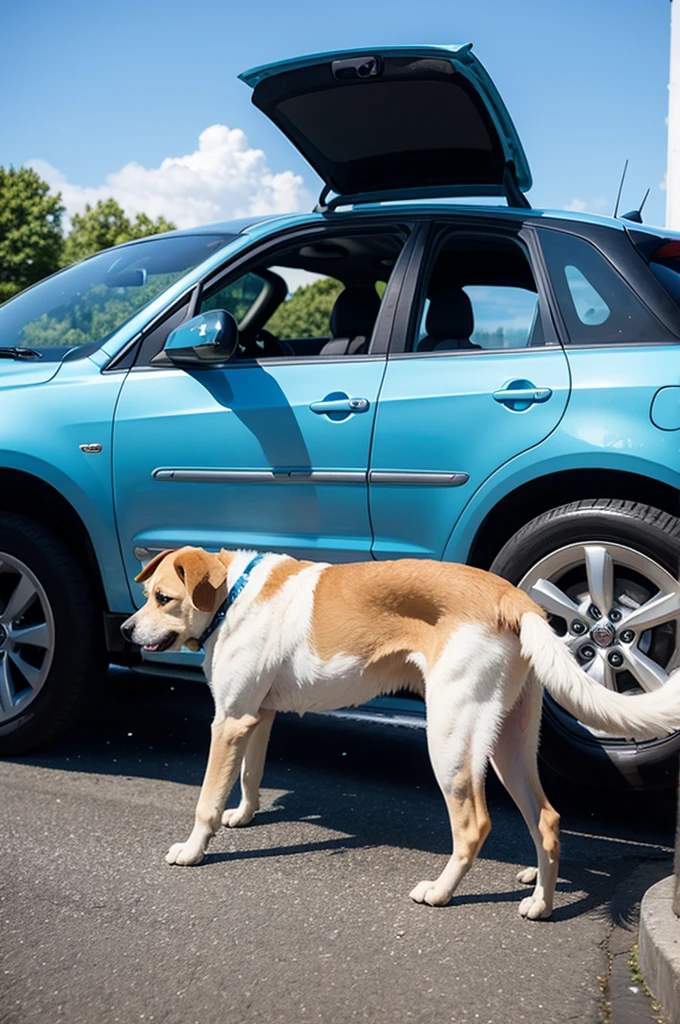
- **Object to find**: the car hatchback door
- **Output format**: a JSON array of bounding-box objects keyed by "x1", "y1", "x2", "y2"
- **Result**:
[{"x1": 239, "y1": 43, "x2": 532, "y2": 207}]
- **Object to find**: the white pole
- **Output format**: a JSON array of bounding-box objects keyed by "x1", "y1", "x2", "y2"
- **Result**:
[{"x1": 667, "y1": 0, "x2": 680, "y2": 228}]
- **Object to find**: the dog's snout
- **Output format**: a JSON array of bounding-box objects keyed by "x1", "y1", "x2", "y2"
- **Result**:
[{"x1": 120, "y1": 618, "x2": 135, "y2": 642}]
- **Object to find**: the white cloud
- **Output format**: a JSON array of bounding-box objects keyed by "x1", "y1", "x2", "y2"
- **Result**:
[
  {"x1": 565, "y1": 197, "x2": 588, "y2": 212},
  {"x1": 28, "y1": 124, "x2": 313, "y2": 231}
]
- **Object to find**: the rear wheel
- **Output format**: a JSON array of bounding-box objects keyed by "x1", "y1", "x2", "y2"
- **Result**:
[
  {"x1": 0, "y1": 514, "x2": 103, "y2": 754},
  {"x1": 490, "y1": 500, "x2": 680, "y2": 790}
]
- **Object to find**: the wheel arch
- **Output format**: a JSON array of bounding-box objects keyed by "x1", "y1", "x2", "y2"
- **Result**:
[
  {"x1": 467, "y1": 469, "x2": 680, "y2": 570},
  {"x1": 0, "y1": 468, "x2": 108, "y2": 615}
]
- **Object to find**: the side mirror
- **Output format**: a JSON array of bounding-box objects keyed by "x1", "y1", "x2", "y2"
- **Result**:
[{"x1": 163, "y1": 311, "x2": 239, "y2": 366}]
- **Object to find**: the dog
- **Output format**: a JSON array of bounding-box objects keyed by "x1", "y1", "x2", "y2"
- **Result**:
[{"x1": 121, "y1": 546, "x2": 680, "y2": 920}]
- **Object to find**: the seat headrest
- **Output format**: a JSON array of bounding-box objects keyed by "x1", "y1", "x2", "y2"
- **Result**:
[
  {"x1": 330, "y1": 287, "x2": 381, "y2": 340},
  {"x1": 425, "y1": 287, "x2": 474, "y2": 340}
]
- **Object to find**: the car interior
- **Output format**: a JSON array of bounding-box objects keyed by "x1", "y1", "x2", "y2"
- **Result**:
[
  {"x1": 198, "y1": 229, "x2": 408, "y2": 359},
  {"x1": 412, "y1": 232, "x2": 544, "y2": 352},
  {"x1": 146, "y1": 227, "x2": 546, "y2": 365}
]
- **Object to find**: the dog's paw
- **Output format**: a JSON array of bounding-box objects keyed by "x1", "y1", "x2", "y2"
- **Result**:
[
  {"x1": 409, "y1": 880, "x2": 451, "y2": 907},
  {"x1": 165, "y1": 841, "x2": 205, "y2": 866},
  {"x1": 517, "y1": 867, "x2": 538, "y2": 885},
  {"x1": 518, "y1": 894, "x2": 552, "y2": 920},
  {"x1": 222, "y1": 804, "x2": 256, "y2": 828}
]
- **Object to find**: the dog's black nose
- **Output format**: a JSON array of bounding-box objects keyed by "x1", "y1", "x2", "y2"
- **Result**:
[{"x1": 120, "y1": 619, "x2": 134, "y2": 642}]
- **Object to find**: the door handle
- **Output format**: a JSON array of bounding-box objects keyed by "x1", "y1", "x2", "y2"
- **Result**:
[
  {"x1": 492, "y1": 379, "x2": 553, "y2": 411},
  {"x1": 310, "y1": 397, "x2": 370, "y2": 414},
  {"x1": 493, "y1": 387, "x2": 552, "y2": 403}
]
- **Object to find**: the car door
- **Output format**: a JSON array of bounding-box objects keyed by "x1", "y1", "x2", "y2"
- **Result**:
[
  {"x1": 367, "y1": 223, "x2": 572, "y2": 560},
  {"x1": 112, "y1": 225, "x2": 414, "y2": 596}
]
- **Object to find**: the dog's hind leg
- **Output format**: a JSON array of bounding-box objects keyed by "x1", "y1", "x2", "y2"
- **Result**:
[
  {"x1": 491, "y1": 676, "x2": 560, "y2": 920},
  {"x1": 166, "y1": 713, "x2": 259, "y2": 866},
  {"x1": 410, "y1": 668, "x2": 499, "y2": 907},
  {"x1": 222, "y1": 709, "x2": 275, "y2": 828},
  {"x1": 409, "y1": 756, "x2": 491, "y2": 907}
]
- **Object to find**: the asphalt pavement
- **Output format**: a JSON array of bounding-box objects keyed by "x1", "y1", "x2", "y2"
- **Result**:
[{"x1": 0, "y1": 669, "x2": 675, "y2": 1024}]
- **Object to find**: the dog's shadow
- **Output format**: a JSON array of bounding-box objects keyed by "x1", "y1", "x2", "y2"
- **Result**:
[
  {"x1": 6, "y1": 668, "x2": 674, "y2": 925},
  {"x1": 207, "y1": 771, "x2": 672, "y2": 924}
]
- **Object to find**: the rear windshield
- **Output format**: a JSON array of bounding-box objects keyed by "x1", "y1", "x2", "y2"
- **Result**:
[{"x1": 0, "y1": 233, "x2": 236, "y2": 352}]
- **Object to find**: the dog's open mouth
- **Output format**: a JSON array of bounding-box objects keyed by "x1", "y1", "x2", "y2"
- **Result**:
[{"x1": 142, "y1": 632, "x2": 178, "y2": 653}]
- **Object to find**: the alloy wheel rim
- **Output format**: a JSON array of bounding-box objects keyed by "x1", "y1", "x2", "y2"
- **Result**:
[
  {"x1": 518, "y1": 542, "x2": 680, "y2": 736},
  {"x1": 0, "y1": 553, "x2": 55, "y2": 723}
]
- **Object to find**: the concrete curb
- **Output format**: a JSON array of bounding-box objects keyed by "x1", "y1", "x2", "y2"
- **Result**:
[{"x1": 640, "y1": 875, "x2": 680, "y2": 1023}]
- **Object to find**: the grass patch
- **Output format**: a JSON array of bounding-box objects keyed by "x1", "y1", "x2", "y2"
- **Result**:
[{"x1": 629, "y1": 943, "x2": 665, "y2": 1021}]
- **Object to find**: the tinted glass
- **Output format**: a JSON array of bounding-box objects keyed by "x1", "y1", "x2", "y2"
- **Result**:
[
  {"x1": 0, "y1": 234, "x2": 235, "y2": 351},
  {"x1": 416, "y1": 286, "x2": 540, "y2": 350},
  {"x1": 201, "y1": 273, "x2": 268, "y2": 324},
  {"x1": 410, "y1": 232, "x2": 545, "y2": 353},
  {"x1": 539, "y1": 229, "x2": 661, "y2": 344},
  {"x1": 466, "y1": 286, "x2": 539, "y2": 349},
  {"x1": 564, "y1": 266, "x2": 611, "y2": 325}
]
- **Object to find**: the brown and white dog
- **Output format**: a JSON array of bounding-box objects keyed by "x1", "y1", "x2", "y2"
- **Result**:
[{"x1": 121, "y1": 547, "x2": 680, "y2": 920}]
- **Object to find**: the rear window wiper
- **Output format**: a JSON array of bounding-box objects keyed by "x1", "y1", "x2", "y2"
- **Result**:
[{"x1": 0, "y1": 347, "x2": 43, "y2": 360}]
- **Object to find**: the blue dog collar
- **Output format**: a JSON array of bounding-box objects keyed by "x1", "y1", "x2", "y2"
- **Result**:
[{"x1": 193, "y1": 552, "x2": 265, "y2": 650}]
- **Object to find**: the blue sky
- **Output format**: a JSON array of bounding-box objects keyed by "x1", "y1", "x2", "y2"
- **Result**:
[{"x1": 1, "y1": 0, "x2": 673, "y2": 229}]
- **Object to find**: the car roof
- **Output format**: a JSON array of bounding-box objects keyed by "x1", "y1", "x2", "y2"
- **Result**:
[
  {"x1": 168, "y1": 204, "x2": 636, "y2": 238},
  {"x1": 150, "y1": 203, "x2": 679, "y2": 251}
]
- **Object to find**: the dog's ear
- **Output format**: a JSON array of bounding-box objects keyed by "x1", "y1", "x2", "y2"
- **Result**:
[
  {"x1": 134, "y1": 549, "x2": 174, "y2": 583},
  {"x1": 173, "y1": 549, "x2": 228, "y2": 612}
]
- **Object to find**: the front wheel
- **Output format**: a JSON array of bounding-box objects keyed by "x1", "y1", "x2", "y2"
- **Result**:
[
  {"x1": 490, "y1": 500, "x2": 680, "y2": 790},
  {"x1": 0, "y1": 514, "x2": 104, "y2": 754}
]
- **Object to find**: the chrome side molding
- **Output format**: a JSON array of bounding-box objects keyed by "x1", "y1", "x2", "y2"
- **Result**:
[
  {"x1": 152, "y1": 468, "x2": 469, "y2": 487},
  {"x1": 152, "y1": 468, "x2": 364, "y2": 484},
  {"x1": 369, "y1": 471, "x2": 469, "y2": 487}
]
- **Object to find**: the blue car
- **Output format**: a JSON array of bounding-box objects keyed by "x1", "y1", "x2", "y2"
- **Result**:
[{"x1": 0, "y1": 45, "x2": 679, "y2": 789}]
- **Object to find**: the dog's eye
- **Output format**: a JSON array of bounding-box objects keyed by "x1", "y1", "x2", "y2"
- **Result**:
[{"x1": 156, "y1": 592, "x2": 173, "y2": 606}]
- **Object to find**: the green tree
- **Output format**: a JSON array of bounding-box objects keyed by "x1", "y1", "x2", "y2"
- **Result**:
[
  {"x1": 0, "y1": 166, "x2": 64, "y2": 303},
  {"x1": 61, "y1": 198, "x2": 176, "y2": 266},
  {"x1": 267, "y1": 277, "x2": 344, "y2": 338}
]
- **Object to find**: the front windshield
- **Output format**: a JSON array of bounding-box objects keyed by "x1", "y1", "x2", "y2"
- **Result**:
[{"x1": 0, "y1": 233, "x2": 236, "y2": 352}]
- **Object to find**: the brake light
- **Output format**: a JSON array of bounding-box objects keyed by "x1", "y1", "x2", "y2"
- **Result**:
[{"x1": 652, "y1": 241, "x2": 680, "y2": 259}]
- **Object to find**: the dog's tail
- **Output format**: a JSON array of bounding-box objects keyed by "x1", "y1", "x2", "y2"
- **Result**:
[{"x1": 518, "y1": 610, "x2": 680, "y2": 740}]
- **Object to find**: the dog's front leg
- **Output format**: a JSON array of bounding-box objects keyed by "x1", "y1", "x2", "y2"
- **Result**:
[{"x1": 166, "y1": 714, "x2": 259, "y2": 866}]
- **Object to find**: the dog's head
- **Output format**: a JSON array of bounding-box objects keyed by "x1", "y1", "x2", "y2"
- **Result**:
[{"x1": 120, "y1": 547, "x2": 231, "y2": 653}]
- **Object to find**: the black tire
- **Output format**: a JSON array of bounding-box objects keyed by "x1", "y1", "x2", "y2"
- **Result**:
[
  {"x1": 0, "y1": 514, "x2": 104, "y2": 754},
  {"x1": 490, "y1": 500, "x2": 680, "y2": 790}
]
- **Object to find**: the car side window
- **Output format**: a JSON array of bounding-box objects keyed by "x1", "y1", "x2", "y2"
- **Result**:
[
  {"x1": 408, "y1": 232, "x2": 547, "y2": 354},
  {"x1": 538, "y1": 229, "x2": 661, "y2": 344},
  {"x1": 416, "y1": 285, "x2": 541, "y2": 350},
  {"x1": 197, "y1": 229, "x2": 406, "y2": 360},
  {"x1": 201, "y1": 272, "x2": 270, "y2": 323}
]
